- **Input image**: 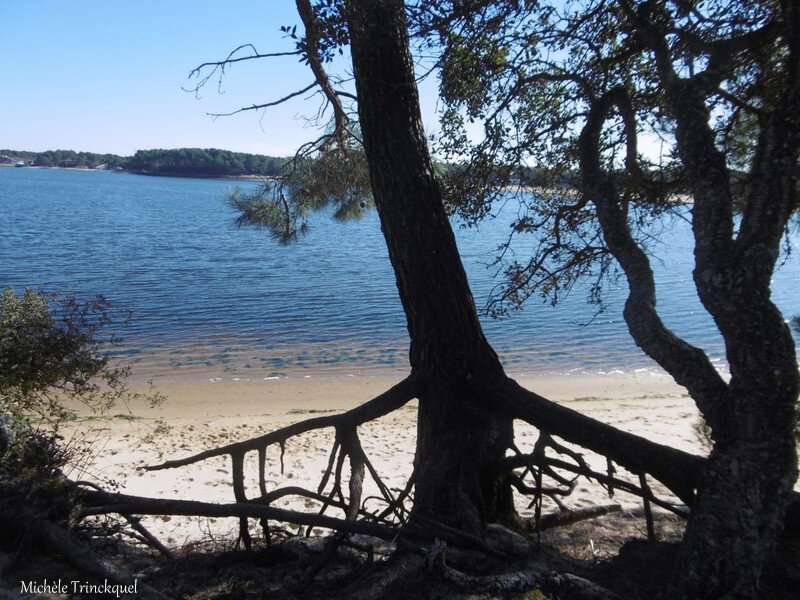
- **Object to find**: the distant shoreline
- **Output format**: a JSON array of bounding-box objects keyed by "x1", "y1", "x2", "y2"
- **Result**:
[
  {"x1": 129, "y1": 170, "x2": 271, "y2": 181},
  {"x1": 1, "y1": 147, "x2": 286, "y2": 180},
  {"x1": 2, "y1": 164, "x2": 272, "y2": 182}
]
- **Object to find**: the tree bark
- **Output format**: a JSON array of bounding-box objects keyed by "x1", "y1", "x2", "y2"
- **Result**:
[
  {"x1": 666, "y1": 80, "x2": 800, "y2": 600},
  {"x1": 580, "y1": 81, "x2": 799, "y2": 599},
  {"x1": 345, "y1": 0, "x2": 515, "y2": 535},
  {"x1": 608, "y1": 4, "x2": 800, "y2": 595},
  {"x1": 345, "y1": 3, "x2": 800, "y2": 596}
]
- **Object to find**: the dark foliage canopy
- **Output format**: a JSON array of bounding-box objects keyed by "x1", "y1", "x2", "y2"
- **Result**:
[{"x1": 126, "y1": 148, "x2": 285, "y2": 178}]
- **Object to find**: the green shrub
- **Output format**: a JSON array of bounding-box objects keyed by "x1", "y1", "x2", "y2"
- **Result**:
[{"x1": 0, "y1": 287, "x2": 163, "y2": 476}]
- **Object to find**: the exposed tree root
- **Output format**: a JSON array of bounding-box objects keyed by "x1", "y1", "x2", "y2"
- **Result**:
[
  {"x1": 75, "y1": 480, "x2": 175, "y2": 559},
  {"x1": 138, "y1": 374, "x2": 800, "y2": 547},
  {"x1": 0, "y1": 503, "x2": 170, "y2": 599},
  {"x1": 55, "y1": 372, "x2": 793, "y2": 598},
  {"x1": 122, "y1": 514, "x2": 175, "y2": 559},
  {"x1": 144, "y1": 376, "x2": 418, "y2": 473},
  {"x1": 139, "y1": 373, "x2": 800, "y2": 549},
  {"x1": 500, "y1": 380, "x2": 703, "y2": 504},
  {"x1": 441, "y1": 564, "x2": 620, "y2": 600},
  {"x1": 141, "y1": 375, "x2": 697, "y2": 540},
  {"x1": 79, "y1": 492, "x2": 403, "y2": 542},
  {"x1": 537, "y1": 504, "x2": 623, "y2": 532},
  {"x1": 419, "y1": 537, "x2": 620, "y2": 599}
]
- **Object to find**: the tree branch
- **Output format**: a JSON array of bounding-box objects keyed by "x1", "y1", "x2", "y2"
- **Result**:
[
  {"x1": 577, "y1": 87, "x2": 729, "y2": 430},
  {"x1": 184, "y1": 44, "x2": 302, "y2": 98},
  {"x1": 735, "y1": 3, "x2": 800, "y2": 262},
  {"x1": 295, "y1": 0, "x2": 350, "y2": 148},
  {"x1": 145, "y1": 375, "x2": 417, "y2": 472},
  {"x1": 208, "y1": 83, "x2": 317, "y2": 118},
  {"x1": 79, "y1": 492, "x2": 401, "y2": 541},
  {"x1": 189, "y1": 44, "x2": 301, "y2": 79}
]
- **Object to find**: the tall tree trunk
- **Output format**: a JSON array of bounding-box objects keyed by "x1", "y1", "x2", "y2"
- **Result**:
[
  {"x1": 669, "y1": 267, "x2": 798, "y2": 599},
  {"x1": 618, "y1": 7, "x2": 800, "y2": 591},
  {"x1": 576, "y1": 53, "x2": 798, "y2": 594},
  {"x1": 666, "y1": 77, "x2": 800, "y2": 599},
  {"x1": 346, "y1": 0, "x2": 799, "y2": 592},
  {"x1": 346, "y1": 0, "x2": 514, "y2": 534}
]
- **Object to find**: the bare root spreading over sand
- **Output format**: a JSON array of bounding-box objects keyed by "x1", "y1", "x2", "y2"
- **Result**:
[
  {"x1": 4, "y1": 375, "x2": 799, "y2": 597},
  {"x1": 68, "y1": 375, "x2": 700, "y2": 546}
]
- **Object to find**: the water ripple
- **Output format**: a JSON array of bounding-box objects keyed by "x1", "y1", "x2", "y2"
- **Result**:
[{"x1": 1, "y1": 167, "x2": 798, "y2": 382}]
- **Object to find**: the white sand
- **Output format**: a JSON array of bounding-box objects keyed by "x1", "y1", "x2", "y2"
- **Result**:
[{"x1": 63, "y1": 373, "x2": 704, "y2": 548}]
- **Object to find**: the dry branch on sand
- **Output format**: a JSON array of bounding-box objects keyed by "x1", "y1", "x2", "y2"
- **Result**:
[{"x1": 2, "y1": 376, "x2": 798, "y2": 598}]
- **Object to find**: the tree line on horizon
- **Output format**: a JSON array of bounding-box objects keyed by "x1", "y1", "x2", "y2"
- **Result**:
[
  {"x1": 2, "y1": 146, "x2": 559, "y2": 183},
  {"x1": 1, "y1": 147, "x2": 287, "y2": 177}
]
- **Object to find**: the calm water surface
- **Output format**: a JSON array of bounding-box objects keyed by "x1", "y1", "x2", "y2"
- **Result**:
[{"x1": 1, "y1": 167, "x2": 798, "y2": 382}]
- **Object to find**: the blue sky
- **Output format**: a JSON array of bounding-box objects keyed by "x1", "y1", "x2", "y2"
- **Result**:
[{"x1": 1, "y1": 1, "x2": 440, "y2": 157}]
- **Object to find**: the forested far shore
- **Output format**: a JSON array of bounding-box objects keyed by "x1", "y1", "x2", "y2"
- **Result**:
[
  {"x1": 1, "y1": 148, "x2": 287, "y2": 177},
  {"x1": 3, "y1": 148, "x2": 685, "y2": 188}
]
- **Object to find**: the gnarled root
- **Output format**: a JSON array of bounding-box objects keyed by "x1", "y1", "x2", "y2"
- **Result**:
[{"x1": 0, "y1": 503, "x2": 170, "y2": 599}]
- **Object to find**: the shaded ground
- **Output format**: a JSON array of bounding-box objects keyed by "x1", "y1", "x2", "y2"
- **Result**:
[{"x1": 3, "y1": 510, "x2": 798, "y2": 599}]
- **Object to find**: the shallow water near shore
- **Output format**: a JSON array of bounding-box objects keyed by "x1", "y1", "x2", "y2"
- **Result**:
[{"x1": 2, "y1": 166, "x2": 798, "y2": 383}]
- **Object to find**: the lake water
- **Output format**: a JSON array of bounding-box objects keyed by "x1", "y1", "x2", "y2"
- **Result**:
[{"x1": 1, "y1": 166, "x2": 798, "y2": 382}]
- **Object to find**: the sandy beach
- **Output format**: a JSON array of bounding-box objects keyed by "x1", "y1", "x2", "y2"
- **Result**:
[{"x1": 59, "y1": 372, "x2": 707, "y2": 549}]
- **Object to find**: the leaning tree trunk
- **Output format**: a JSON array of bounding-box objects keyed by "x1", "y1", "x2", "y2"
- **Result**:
[
  {"x1": 346, "y1": 0, "x2": 515, "y2": 534},
  {"x1": 574, "y1": 13, "x2": 799, "y2": 591},
  {"x1": 609, "y1": 6, "x2": 800, "y2": 589},
  {"x1": 346, "y1": 1, "x2": 799, "y2": 593},
  {"x1": 665, "y1": 73, "x2": 800, "y2": 598}
]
